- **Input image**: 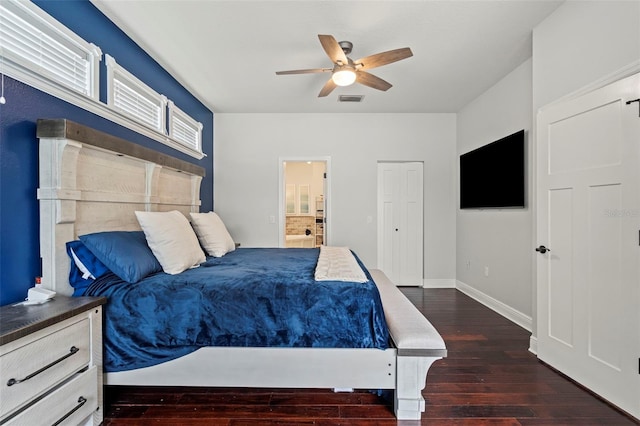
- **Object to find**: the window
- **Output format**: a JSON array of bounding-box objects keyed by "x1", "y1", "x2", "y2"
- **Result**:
[
  {"x1": 168, "y1": 100, "x2": 203, "y2": 152},
  {"x1": 0, "y1": 1, "x2": 205, "y2": 160},
  {"x1": 0, "y1": 0, "x2": 101, "y2": 99},
  {"x1": 106, "y1": 56, "x2": 204, "y2": 156},
  {"x1": 299, "y1": 184, "x2": 310, "y2": 214},
  {"x1": 286, "y1": 184, "x2": 296, "y2": 215},
  {"x1": 106, "y1": 54, "x2": 166, "y2": 133}
]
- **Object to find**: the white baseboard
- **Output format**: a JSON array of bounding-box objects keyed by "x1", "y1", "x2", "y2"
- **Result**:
[
  {"x1": 422, "y1": 278, "x2": 456, "y2": 288},
  {"x1": 455, "y1": 280, "x2": 532, "y2": 332},
  {"x1": 529, "y1": 335, "x2": 538, "y2": 355}
]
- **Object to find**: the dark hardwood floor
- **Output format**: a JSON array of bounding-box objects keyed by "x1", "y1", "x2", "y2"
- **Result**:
[{"x1": 103, "y1": 288, "x2": 638, "y2": 425}]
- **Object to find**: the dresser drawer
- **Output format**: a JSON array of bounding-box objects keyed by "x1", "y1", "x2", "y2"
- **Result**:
[
  {"x1": 3, "y1": 366, "x2": 98, "y2": 426},
  {"x1": 0, "y1": 318, "x2": 90, "y2": 418}
]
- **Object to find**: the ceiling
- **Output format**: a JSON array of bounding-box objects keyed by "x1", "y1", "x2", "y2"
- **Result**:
[{"x1": 91, "y1": 0, "x2": 563, "y2": 114}]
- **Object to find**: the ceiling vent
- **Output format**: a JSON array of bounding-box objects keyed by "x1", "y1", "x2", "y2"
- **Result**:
[{"x1": 338, "y1": 95, "x2": 364, "y2": 103}]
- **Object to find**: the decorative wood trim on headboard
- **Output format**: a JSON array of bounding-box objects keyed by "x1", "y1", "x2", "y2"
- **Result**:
[
  {"x1": 37, "y1": 119, "x2": 205, "y2": 177},
  {"x1": 37, "y1": 119, "x2": 205, "y2": 295}
]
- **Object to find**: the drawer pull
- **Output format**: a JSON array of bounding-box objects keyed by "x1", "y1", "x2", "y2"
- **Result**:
[
  {"x1": 51, "y1": 396, "x2": 88, "y2": 426},
  {"x1": 6, "y1": 346, "x2": 80, "y2": 387}
]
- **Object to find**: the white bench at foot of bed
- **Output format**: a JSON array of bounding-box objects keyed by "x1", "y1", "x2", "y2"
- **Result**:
[{"x1": 369, "y1": 269, "x2": 447, "y2": 419}]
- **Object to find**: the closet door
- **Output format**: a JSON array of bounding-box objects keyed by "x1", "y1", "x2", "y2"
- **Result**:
[
  {"x1": 377, "y1": 162, "x2": 423, "y2": 286},
  {"x1": 536, "y1": 72, "x2": 639, "y2": 418}
]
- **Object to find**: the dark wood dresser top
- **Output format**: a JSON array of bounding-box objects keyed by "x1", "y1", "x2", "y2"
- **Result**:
[{"x1": 0, "y1": 296, "x2": 106, "y2": 345}]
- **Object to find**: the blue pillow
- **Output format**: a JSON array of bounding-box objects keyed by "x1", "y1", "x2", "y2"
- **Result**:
[
  {"x1": 66, "y1": 240, "x2": 111, "y2": 296},
  {"x1": 79, "y1": 231, "x2": 162, "y2": 283}
]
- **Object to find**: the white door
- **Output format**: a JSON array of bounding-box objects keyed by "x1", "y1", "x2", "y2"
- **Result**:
[
  {"x1": 377, "y1": 162, "x2": 423, "y2": 286},
  {"x1": 536, "y1": 72, "x2": 640, "y2": 418}
]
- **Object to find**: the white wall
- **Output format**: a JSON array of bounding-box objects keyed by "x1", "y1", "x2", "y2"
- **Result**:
[
  {"x1": 456, "y1": 59, "x2": 534, "y2": 327},
  {"x1": 213, "y1": 113, "x2": 457, "y2": 281},
  {"x1": 533, "y1": 0, "x2": 640, "y2": 111},
  {"x1": 454, "y1": 0, "x2": 640, "y2": 334}
]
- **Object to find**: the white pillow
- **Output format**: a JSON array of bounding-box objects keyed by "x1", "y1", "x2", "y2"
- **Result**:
[
  {"x1": 189, "y1": 211, "x2": 236, "y2": 257},
  {"x1": 135, "y1": 210, "x2": 206, "y2": 274}
]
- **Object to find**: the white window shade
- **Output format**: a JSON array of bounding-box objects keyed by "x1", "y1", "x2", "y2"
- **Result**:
[
  {"x1": 168, "y1": 100, "x2": 203, "y2": 152},
  {"x1": 106, "y1": 54, "x2": 167, "y2": 133},
  {"x1": 112, "y1": 77, "x2": 164, "y2": 131},
  {"x1": 0, "y1": 0, "x2": 100, "y2": 99},
  {"x1": 0, "y1": 1, "x2": 204, "y2": 160}
]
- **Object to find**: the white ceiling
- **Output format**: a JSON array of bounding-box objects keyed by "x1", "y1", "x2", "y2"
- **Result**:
[{"x1": 91, "y1": 0, "x2": 563, "y2": 114}]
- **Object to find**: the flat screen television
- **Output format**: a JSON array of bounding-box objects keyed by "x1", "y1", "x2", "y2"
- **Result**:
[{"x1": 460, "y1": 129, "x2": 525, "y2": 209}]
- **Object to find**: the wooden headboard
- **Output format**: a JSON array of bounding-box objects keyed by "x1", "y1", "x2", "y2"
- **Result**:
[{"x1": 37, "y1": 119, "x2": 205, "y2": 296}]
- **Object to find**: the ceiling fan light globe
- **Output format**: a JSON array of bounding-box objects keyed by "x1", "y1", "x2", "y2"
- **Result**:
[{"x1": 332, "y1": 69, "x2": 356, "y2": 86}]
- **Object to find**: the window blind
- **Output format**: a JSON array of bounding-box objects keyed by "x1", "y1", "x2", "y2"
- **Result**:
[
  {"x1": 106, "y1": 54, "x2": 166, "y2": 133},
  {"x1": 113, "y1": 78, "x2": 163, "y2": 130},
  {"x1": 0, "y1": 1, "x2": 96, "y2": 97},
  {"x1": 169, "y1": 101, "x2": 202, "y2": 151}
]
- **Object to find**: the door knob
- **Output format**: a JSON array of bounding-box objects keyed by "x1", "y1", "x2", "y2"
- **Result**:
[{"x1": 535, "y1": 245, "x2": 551, "y2": 254}]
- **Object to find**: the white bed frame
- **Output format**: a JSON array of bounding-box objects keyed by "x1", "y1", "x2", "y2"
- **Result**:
[{"x1": 36, "y1": 119, "x2": 446, "y2": 420}]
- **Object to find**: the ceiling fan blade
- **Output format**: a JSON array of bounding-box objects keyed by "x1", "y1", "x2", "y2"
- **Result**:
[
  {"x1": 355, "y1": 47, "x2": 413, "y2": 70},
  {"x1": 318, "y1": 34, "x2": 348, "y2": 65},
  {"x1": 276, "y1": 68, "x2": 332, "y2": 75},
  {"x1": 356, "y1": 71, "x2": 392, "y2": 91},
  {"x1": 318, "y1": 78, "x2": 337, "y2": 97}
]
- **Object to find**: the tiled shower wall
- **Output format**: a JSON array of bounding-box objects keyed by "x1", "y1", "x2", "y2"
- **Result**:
[{"x1": 286, "y1": 216, "x2": 315, "y2": 235}]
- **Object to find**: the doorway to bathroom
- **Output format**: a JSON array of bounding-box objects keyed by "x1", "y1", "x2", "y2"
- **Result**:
[{"x1": 278, "y1": 157, "x2": 330, "y2": 248}]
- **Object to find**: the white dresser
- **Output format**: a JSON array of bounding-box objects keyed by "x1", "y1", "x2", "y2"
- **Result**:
[{"x1": 0, "y1": 296, "x2": 105, "y2": 425}]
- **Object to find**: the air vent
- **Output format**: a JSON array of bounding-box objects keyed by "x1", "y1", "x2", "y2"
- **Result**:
[{"x1": 338, "y1": 95, "x2": 364, "y2": 103}]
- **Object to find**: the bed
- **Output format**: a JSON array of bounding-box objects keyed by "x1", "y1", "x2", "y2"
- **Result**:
[{"x1": 36, "y1": 118, "x2": 446, "y2": 421}]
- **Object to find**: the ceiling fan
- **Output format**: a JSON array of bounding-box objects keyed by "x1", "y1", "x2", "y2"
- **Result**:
[{"x1": 276, "y1": 34, "x2": 413, "y2": 97}]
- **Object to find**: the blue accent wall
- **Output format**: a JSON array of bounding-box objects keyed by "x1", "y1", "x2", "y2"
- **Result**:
[{"x1": 0, "y1": 0, "x2": 213, "y2": 305}]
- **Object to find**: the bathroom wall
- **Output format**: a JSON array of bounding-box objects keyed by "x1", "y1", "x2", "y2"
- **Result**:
[
  {"x1": 284, "y1": 161, "x2": 325, "y2": 216},
  {"x1": 285, "y1": 217, "x2": 316, "y2": 236},
  {"x1": 284, "y1": 161, "x2": 325, "y2": 239}
]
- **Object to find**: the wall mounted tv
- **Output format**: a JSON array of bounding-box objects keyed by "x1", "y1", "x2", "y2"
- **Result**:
[{"x1": 460, "y1": 129, "x2": 525, "y2": 209}]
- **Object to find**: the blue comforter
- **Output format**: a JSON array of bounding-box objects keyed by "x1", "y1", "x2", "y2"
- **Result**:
[{"x1": 84, "y1": 248, "x2": 389, "y2": 372}]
